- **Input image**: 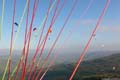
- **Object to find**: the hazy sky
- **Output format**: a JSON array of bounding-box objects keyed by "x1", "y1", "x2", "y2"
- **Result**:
[{"x1": 0, "y1": 0, "x2": 120, "y2": 52}]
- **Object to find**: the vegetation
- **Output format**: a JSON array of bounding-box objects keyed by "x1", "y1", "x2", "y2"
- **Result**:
[{"x1": 0, "y1": 53, "x2": 120, "y2": 80}]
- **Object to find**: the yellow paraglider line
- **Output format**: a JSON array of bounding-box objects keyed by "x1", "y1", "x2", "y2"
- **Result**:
[
  {"x1": 2, "y1": 0, "x2": 29, "y2": 80},
  {"x1": 10, "y1": 0, "x2": 57, "y2": 78},
  {"x1": 0, "y1": 0, "x2": 5, "y2": 40}
]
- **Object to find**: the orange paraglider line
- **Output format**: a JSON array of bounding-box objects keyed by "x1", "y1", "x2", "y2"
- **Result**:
[{"x1": 69, "y1": 0, "x2": 110, "y2": 80}]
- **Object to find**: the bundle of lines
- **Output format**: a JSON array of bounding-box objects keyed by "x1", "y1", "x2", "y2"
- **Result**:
[{"x1": 0, "y1": 0, "x2": 110, "y2": 80}]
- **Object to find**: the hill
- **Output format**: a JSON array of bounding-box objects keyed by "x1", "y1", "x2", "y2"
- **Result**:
[
  {"x1": 0, "y1": 51, "x2": 120, "y2": 80},
  {"x1": 38, "y1": 53, "x2": 120, "y2": 80}
]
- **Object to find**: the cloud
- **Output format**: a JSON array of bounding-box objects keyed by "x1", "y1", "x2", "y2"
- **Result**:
[
  {"x1": 75, "y1": 19, "x2": 97, "y2": 26},
  {"x1": 71, "y1": 19, "x2": 120, "y2": 33},
  {"x1": 99, "y1": 26, "x2": 120, "y2": 32}
]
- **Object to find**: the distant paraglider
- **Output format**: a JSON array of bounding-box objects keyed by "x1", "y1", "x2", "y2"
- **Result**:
[
  {"x1": 14, "y1": 22, "x2": 19, "y2": 26},
  {"x1": 48, "y1": 28, "x2": 52, "y2": 40},
  {"x1": 14, "y1": 22, "x2": 19, "y2": 32},
  {"x1": 33, "y1": 27, "x2": 37, "y2": 31},
  {"x1": 48, "y1": 28, "x2": 52, "y2": 33}
]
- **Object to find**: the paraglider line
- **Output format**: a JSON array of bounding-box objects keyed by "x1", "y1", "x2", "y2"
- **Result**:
[
  {"x1": 21, "y1": 0, "x2": 39, "y2": 79},
  {"x1": 69, "y1": 0, "x2": 110, "y2": 80},
  {"x1": 0, "y1": 0, "x2": 5, "y2": 40},
  {"x1": 27, "y1": 1, "x2": 53, "y2": 80},
  {"x1": 35, "y1": 0, "x2": 78, "y2": 80},
  {"x1": 12, "y1": 0, "x2": 30, "y2": 80},
  {"x1": 30, "y1": 0, "x2": 61, "y2": 79},
  {"x1": 39, "y1": 0, "x2": 94, "y2": 79}
]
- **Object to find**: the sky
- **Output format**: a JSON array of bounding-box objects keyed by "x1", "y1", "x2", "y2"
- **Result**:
[{"x1": 0, "y1": 0, "x2": 120, "y2": 53}]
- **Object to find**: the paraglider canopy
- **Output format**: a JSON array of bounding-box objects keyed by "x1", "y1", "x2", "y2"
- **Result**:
[
  {"x1": 48, "y1": 28, "x2": 52, "y2": 33},
  {"x1": 33, "y1": 27, "x2": 37, "y2": 31},
  {"x1": 48, "y1": 28, "x2": 52, "y2": 40},
  {"x1": 14, "y1": 22, "x2": 19, "y2": 26}
]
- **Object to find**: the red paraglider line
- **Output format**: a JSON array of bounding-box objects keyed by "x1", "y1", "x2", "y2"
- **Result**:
[
  {"x1": 35, "y1": 0, "x2": 78, "y2": 80},
  {"x1": 31, "y1": 0, "x2": 61, "y2": 80},
  {"x1": 39, "y1": 0, "x2": 94, "y2": 79},
  {"x1": 27, "y1": 1, "x2": 53, "y2": 80},
  {"x1": 8, "y1": 0, "x2": 16, "y2": 80},
  {"x1": 80, "y1": 0, "x2": 94, "y2": 19},
  {"x1": 21, "y1": 0, "x2": 39, "y2": 79},
  {"x1": 21, "y1": 1, "x2": 38, "y2": 80},
  {"x1": 53, "y1": 0, "x2": 67, "y2": 23},
  {"x1": 28, "y1": 0, "x2": 67, "y2": 79},
  {"x1": 69, "y1": 0, "x2": 110, "y2": 80},
  {"x1": 40, "y1": 49, "x2": 59, "y2": 80},
  {"x1": 13, "y1": 0, "x2": 30, "y2": 79}
]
